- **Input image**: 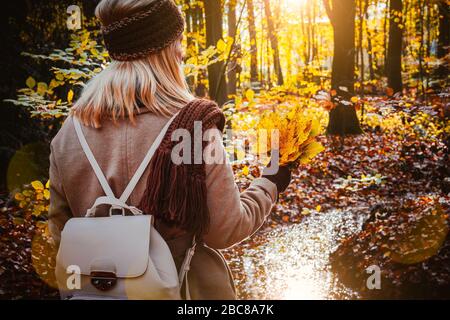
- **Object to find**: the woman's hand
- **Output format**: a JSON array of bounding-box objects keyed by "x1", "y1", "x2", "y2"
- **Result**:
[{"x1": 262, "y1": 163, "x2": 292, "y2": 193}]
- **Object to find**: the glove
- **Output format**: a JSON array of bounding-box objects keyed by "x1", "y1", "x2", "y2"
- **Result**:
[{"x1": 262, "y1": 164, "x2": 292, "y2": 193}]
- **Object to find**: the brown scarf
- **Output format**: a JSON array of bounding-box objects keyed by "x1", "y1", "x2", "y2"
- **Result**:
[{"x1": 139, "y1": 99, "x2": 225, "y2": 236}]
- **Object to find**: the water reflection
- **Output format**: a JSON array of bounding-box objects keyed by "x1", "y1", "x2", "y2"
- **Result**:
[{"x1": 230, "y1": 210, "x2": 366, "y2": 299}]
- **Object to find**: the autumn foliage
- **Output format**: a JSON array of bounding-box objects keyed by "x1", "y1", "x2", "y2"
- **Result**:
[{"x1": 0, "y1": 0, "x2": 449, "y2": 299}]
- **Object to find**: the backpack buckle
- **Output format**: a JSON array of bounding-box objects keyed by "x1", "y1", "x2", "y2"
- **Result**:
[
  {"x1": 90, "y1": 271, "x2": 117, "y2": 291},
  {"x1": 109, "y1": 206, "x2": 125, "y2": 216}
]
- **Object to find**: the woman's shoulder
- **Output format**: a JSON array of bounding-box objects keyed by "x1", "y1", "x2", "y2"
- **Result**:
[{"x1": 50, "y1": 115, "x2": 76, "y2": 151}]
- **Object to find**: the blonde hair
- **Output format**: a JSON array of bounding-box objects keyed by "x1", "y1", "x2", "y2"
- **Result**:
[{"x1": 71, "y1": 0, "x2": 194, "y2": 128}]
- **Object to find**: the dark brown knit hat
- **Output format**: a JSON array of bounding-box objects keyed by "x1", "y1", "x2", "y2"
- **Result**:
[{"x1": 101, "y1": 0, "x2": 185, "y2": 61}]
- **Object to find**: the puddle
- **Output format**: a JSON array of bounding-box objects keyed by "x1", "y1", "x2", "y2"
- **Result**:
[{"x1": 228, "y1": 210, "x2": 366, "y2": 299}]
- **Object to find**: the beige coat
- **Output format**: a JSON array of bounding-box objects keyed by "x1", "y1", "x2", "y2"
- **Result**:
[{"x1": 49, "y1": 106, "x2": 277, "y2": 300}]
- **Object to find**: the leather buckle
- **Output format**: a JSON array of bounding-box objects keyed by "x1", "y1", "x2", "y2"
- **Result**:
[
  {"x1": 90, "y1": 271, "x2": 117, "y2": 291},
  {"x1": 109, "y1": 206, "x2": 125, "y2": 216}
]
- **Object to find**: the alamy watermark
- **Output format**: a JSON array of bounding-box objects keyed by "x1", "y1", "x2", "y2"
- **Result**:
[
  {"x1": 169, "y1": 122, "x2": 281, "y2": 174},
  {"x1": 366, "y1": 265, "x2": 381, "y2": 290},
  {"x1": 66, "y1": 5, "x2": 81, "y2": 30},
  {"x1": 66, "y1": 265, "x2": 81, "y2": 290}
]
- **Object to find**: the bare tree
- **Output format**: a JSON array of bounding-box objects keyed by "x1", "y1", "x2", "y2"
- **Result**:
[
  {"x1": 247, "y1": 0, "x2": 259, "y2": 84},
  {"x1": 203, "y1": 0, "x2": 228, "y2": 105},
  {"x1": 323, "y1": 0, "x2": 362, "y2": 135},
  {"x1": 386, "y1": 0, "x2": 403, "y2": 93},
  {"x1": 227, "y1": 0, "x2": 237, "y2": 95},
  {"x1": 263, "y1": 0, "x2": 284, "y2": 86},
  {"x1": 436, "y1": 0, "x2": 449, "y2": 81}
]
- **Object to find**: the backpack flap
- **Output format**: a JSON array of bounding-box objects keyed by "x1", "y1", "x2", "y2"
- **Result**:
[{"x1": 57, "y1": 215, "x2": 152, "y2": 278}]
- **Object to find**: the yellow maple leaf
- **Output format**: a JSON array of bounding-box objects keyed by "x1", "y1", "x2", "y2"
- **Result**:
[
  {"x1": 216, "y1": 39, "x2": 226, "y2": 52},
  {"x1": 245, "y1": 89, "x2": 255, "y2": 101},
  {"x1": 15, "y1": 193, "x2": 25, "y2": 201},
  {"x1": 26, "y1": 76, "x2": 36, "y2": 89},
  {"x1": 257, "y1": 107, "x2": 324, "y2": 166},
  {"x1": 67, "y1": 89, "x2": 74, "y2": 103},
  {"x1": 31, "y1": 180, "x2": 44, "y2": 191},
  {"x1": 298, "y1": 141, "x2": 325, "y2": 164}
]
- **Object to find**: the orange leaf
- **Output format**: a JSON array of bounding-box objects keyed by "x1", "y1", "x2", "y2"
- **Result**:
[{"x1": 386, "y1": 87, "x2": 394, "y2": 97}]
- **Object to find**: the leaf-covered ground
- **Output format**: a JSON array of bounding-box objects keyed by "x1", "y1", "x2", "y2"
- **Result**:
[
  {"x1": 224, "y1": 93, "x2": 450, "y2": 299},
  {"x1": 0, "y1": 93, "x2": 449, "y2": 299}
]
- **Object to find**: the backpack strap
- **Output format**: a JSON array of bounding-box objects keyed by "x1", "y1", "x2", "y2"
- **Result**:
[
  {"x1": 118, "y1": 112, "x2": 178, "y2": 203},
  {"x1": 73, "y1": 112, "x2": 179, "y2": 216},
  {"x1": 73, "y1": 117, "x2": 116, "y2": 199},
  {"x1": 178, "y1": 235, "x2": 197, "y2": 300}
]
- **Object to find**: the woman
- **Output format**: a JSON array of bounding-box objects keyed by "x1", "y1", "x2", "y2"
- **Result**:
[{"x1": 49, "y1": 0, "x2": 291, "y2": 299}]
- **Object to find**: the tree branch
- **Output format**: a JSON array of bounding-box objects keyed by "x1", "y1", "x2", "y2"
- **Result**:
[{"x1": 214, "y1": 0, "x2": 247, "y2": 100}]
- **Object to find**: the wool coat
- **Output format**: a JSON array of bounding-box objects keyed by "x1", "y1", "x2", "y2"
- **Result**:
[{"x1": 48, "y1": 105, "x2": 278, "y2": 300}]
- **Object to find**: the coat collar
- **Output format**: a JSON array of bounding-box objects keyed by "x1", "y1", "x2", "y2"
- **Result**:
[{"x1": 134, "y1": 105, "x2": 152, "y2": 115}]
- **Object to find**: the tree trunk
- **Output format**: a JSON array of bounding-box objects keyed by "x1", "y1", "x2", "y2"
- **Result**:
[
  {"x1": 247, "y1": 0, "x2": 259, "y2": 84},
  {"x1": 263, "y1": 0, "x2": 284, "y2": 86},
  {"x1": 386, "y1": 0, "x2": 403, "y2": 93},
  {"x1": 301, "y1": 6, "x2": 309, "y2": 65},
  {"x1": 227, "y1": 0, "x2": 237, "y2": 95},
  {"x1": 383, "y1": 0, "x2": 388, "y2": 74},
  {"x1": 193, "y1": 2, "x2": 208, "y2": 98},
  {"x1": 425, "y1": 3, "x2": 431, "y2": 91},
  {"x1": 365, "y1": 0, "x2": 375, "y2": 80},
  {"x1": 266, "y1": 36, "x2": 272, "y2": 87},
  {"x1": 437, "y1": 0, "x2": 449, "y2": 80},
  {"x1": 259, "y1": 0, "x2": 264, "y2": 84},
  {"x1": 358, "y1": 0, "x2": 364, "y2": 92},
  {"x1": 307, "y1": 1, "x2": 313, "y2": 64},
  {"x1": 203, "y1": 0, "x2": 228, "y2": 106},
  {"x1": 185, "y1": 0, "x2": 195, "y2": 89},
  {"x1": 426, "y1": 4, "x2": 431, "y2": 58},
  {"x1": 312, "y1": 0, "x2": 318, "y2": 61},
  {"x1": 417, "y1": 0, "x2": 425, "y2": 95},
  {"x1": 185, "y1": 0, "x2": 193, "y2": 48},
  {"x1": 324, "y1": 0, "x2": 362, "y2": 135}
]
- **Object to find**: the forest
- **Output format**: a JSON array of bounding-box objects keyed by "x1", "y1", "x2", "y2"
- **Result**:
[{"x1": 0, "y1": 0, "x2": 449, "y2": 299}]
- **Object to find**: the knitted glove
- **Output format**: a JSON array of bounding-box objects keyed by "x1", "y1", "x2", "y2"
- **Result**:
[{"x1": 262, "y1": 164, "x2": 292, "y2": 193}]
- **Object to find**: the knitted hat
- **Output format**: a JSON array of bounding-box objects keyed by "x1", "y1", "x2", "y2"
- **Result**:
[{"x1": 101, "y1": 0, "x2": 185, "y2": 61}]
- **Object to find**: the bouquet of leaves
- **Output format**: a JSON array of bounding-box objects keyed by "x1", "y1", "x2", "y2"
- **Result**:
[{"x1": 255, "y1": 105, "x2": 324, "y2": 166}]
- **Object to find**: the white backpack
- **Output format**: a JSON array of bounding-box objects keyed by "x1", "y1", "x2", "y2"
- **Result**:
[{"x1": 55, "y1": 114, "x2": 196, "y2": 300}]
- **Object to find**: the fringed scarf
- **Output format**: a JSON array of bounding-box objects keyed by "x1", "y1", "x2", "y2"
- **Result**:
[{"x1": 139, "y1": 99, "x2": 225, "y2": 236}]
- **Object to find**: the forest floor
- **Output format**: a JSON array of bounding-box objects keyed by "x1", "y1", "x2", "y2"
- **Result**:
[
  {"x1": 225, "y1": 127, "x2": 450, "y2": 299},
  {"x1": 0, "y1": 93, "x2": 449, "y2": 299},
  {"x1": 223, "y1": 92, "x2": 450, "y2": 299}
]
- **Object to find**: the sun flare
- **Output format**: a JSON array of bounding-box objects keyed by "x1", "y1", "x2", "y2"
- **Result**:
[{"x1": 284, "y1": 0, "x2": 308, "y2": 8}]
